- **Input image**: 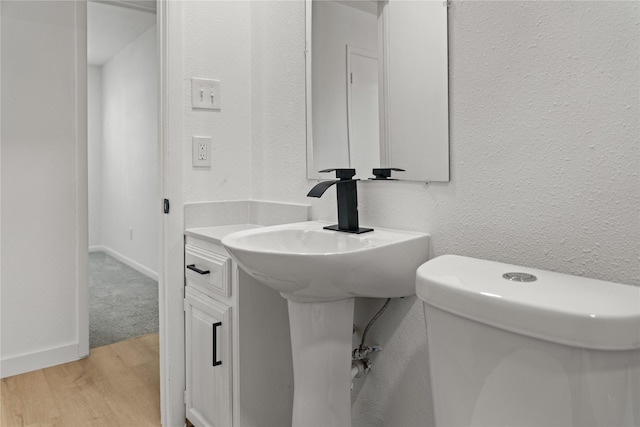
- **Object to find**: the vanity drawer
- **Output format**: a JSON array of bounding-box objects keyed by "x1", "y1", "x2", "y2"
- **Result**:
[{"x1": 185, "y1": 244, "x2": 231, "y2": 299}]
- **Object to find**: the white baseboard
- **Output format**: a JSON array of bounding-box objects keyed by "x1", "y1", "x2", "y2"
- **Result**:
[
  {"x1": 91, "y1": 245, "x2": 159, "y2": 281},
  {"x1": 1, "y1": 342, "x2": 82, "y2": 378}
]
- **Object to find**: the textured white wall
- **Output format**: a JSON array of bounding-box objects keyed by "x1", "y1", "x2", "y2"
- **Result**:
[
  {"x1": 88, "y1": 65, "x2": 103, "y2": 248},
  {"x1": 249, "y1": 1, "x2": 639, "y2": 426},
  {"x1": 101, "y1": 26, "x2": 158, "y2": 273},
  {"x1": 251, "y1": 1, "x2": 319, "y2": 208},
  {"x1": 183, "y1": 0, "x2": 252, "y2": 204}
]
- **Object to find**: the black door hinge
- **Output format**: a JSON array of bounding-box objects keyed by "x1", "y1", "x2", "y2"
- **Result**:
[{"x1": 164, "y1": 198, "x2": 170, "y2": 214}]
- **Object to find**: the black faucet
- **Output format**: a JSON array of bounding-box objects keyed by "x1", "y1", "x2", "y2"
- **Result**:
[{"x1": 307, "y1": 168, "x2": 373, "y2": 234}]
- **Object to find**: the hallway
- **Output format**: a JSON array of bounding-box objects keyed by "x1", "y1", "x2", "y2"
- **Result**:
[{"x1": 89, "y1": 252, "x2": 159, "y2": 348}]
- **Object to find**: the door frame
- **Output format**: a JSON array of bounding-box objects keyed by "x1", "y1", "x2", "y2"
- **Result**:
[
  {"x1": 76, "y1": 0, "x2": 90, "y2": 360},
  {"x1": 157, "y1": 0, "x2": 184, "y2": 425}
]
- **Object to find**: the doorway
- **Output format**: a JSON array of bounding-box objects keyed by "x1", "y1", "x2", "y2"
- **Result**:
[
  {"x1": 87, "y1": 0, "x2": 159, "y2": 349},
  {"x1": 346, "y1": 45, "x2": 380, "y2": 176}
]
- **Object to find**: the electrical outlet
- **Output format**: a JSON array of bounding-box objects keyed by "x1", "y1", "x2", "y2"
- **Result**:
[
  {"x1": 198, "y1": 142, "x2": 207, "y2": 160},
  {"x1": 192, "y1": 136, "x2": 211, "y2": 167}
]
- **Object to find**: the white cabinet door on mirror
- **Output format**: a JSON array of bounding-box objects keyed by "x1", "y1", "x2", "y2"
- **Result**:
[{"x1": 185, "y1": 287, "x2": 232, "y2": 427}]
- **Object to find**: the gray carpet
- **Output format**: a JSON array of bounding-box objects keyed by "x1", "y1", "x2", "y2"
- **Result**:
[{"x1": 89, "y1": 251, "x2": 159, "y2": 348}]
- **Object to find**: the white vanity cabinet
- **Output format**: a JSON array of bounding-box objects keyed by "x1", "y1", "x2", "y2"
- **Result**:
[
  {"x1": 184, "y1": 226, "x2": 294, "y2": 427},
  {"x1": 185, "y1": 287, "x2": 232, "y2": 427}
]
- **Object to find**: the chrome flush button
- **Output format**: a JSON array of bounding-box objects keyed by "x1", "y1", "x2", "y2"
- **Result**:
[{"x1": 503, "y1": 272, "x2": 537, "y2": 282}]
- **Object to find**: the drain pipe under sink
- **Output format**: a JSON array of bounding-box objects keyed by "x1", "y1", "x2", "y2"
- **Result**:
[{"x1": 351, "y1": 359, "x2": 369, "y2": 381}]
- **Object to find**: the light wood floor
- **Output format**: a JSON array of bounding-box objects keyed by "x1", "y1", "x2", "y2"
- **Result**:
[{"x1": 1, "y1": 334, "x2": 161, "y2": 427}]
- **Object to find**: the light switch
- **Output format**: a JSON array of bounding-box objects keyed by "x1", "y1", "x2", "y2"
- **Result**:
[
  {"x1": 191, "y1": 78, "x2": 221, "y2": 110},
  {"x1": 192, "y1": 136, "x2": 211, "y2": 167}
]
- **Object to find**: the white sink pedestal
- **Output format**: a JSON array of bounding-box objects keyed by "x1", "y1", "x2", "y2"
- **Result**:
[
  {"x1": 288, "y1": 298, "x2": 355, "y2": 427},
  {"x1": 222, "y1": 222, "x2": 430, "y2": 427}
]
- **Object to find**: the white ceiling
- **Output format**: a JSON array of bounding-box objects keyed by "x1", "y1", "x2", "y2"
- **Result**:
[
  {"x1": 87, "y1": 1, "x2": 156, "y2": 66},
  {"x1": 336, "y1": 1, "x2": 379, "y2": 16}
]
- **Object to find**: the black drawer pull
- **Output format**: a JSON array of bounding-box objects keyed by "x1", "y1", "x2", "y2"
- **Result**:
[
  {"x1": 212, "y1": 322, "x2": 222, "y2": 366},
  {"x1": 187, "y1": 264, "x2": 210, "y2": 275}
]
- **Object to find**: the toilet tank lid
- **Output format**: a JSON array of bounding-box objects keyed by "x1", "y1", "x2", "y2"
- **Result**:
[{"x1": 416, "y1": 255, "x2": 640, "y2": 351}]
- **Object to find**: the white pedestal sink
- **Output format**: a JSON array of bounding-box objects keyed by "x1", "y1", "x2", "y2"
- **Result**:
[{"x1": 222, "y1": 221, "x2": 429, "y2": 427}]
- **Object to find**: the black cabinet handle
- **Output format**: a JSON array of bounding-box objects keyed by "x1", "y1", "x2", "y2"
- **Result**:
[
  {"x1": 187, "y1": 264, "x2": 210, "y2": 275},
  {"x1": 212, "y1": 322, "x2": 222, "y2": 366}
]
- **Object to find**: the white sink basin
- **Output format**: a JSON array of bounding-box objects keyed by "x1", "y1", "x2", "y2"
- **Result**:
[{"x1": 222, "y1": 221, "x2": 429, "y2": 303}]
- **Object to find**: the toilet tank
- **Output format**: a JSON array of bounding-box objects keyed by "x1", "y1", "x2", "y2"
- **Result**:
[{"x1": 416, "y1": 255, "x2": 640, "y2": 427}]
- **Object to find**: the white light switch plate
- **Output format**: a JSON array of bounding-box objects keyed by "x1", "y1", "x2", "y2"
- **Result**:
[
  {"x1": 192, "y1": 136, "x2": 211, "y2": 167},
  {"x1": 191, "y1": 78, "x2": 221, "y2": 110}
]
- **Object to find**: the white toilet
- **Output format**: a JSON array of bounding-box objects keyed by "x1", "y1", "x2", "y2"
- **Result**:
[{"x1": 416, "y1": 255, "x2": 640, "y2": 427}]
